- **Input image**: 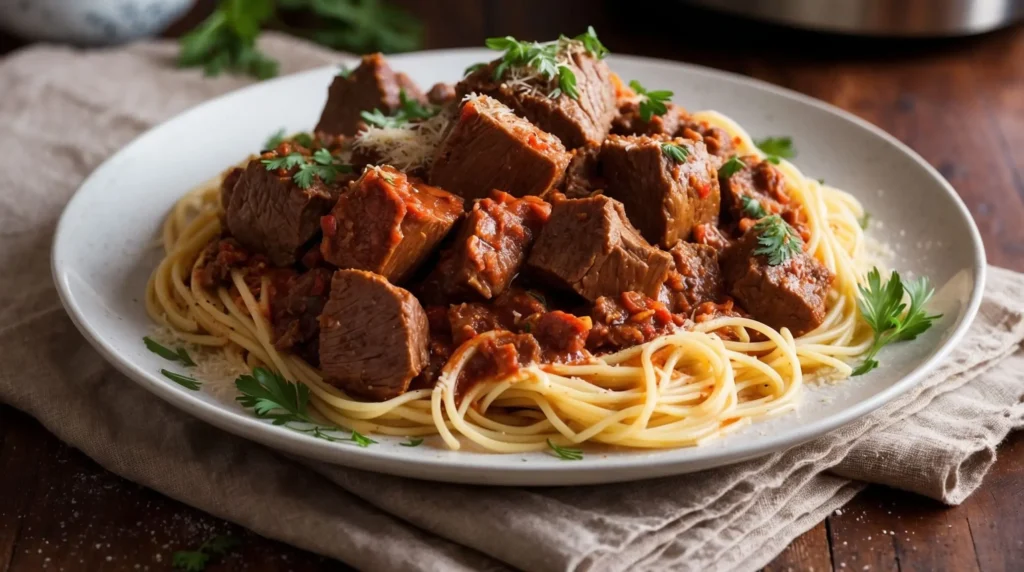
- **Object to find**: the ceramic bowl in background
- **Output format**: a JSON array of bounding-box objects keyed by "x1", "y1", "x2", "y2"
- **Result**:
[{"x1": 0, "y1": 0, "x2": 192, "y2": 45}]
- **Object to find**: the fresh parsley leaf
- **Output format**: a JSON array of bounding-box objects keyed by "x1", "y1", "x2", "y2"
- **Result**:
[
  {"x1": 263, "y1": 151, "x2": 350, "y2": 189},
  {"x1": 360, "y1": 89, "x2": 439, "y2": 129},
  {"x1": 575, "y1": 26, "x2": 609, "y2": 59},
  {"x1": 235, "y1": 368, "x2": 373, "y2": 445},
  {"x1": 144, "y1": 337, "x2": 196, "y2": 367},
  {"x1": 853, "y1": 268, "x2": 941, "y2": 375},
  {"x1": 628, "y1": 80, "x2": 672, "y2": 122},
  {"x1": 336, "y1": 64, "x2": 352, "y2": 77},
  {"x1": 558, "y1": 65, "x2": 579, "y2": 100},
  {"x1": 859, "y1": 211, "x2": 871, "y2": 229},
  {"x1": 162, "y1": 369, "x2": 201, "y2": 391},
  {"x1": 740, "y1": 195, "x2": 768, "y2": 219},
  {"x1": 400, "y1": 437, "x2": 424, "y2": 447},
  {"x1": 293, "y1": 166, "x2": 316, "y2": 189},
  {"x1": 280, "y1": 0, "x2": 422, "y2": 54},
  {"x1": 751, "y1": 215, "x2": 803, "y2": 266},
  {"x1": 547, "y1": 439, "x2": 583, "y2": 460},
  {"x1": 464, "y1": 62, "x2": 487, "y2": 77},
  {"x1": 293, "y1": 132, "x2": 314, "y2": 148},
  {"x1": 264, "y1": 128, "x2": 286, "y2": 150},
  {"x1": 172, "y1": 535, "x2": 238, "y2": 571},
  {"x1": 484, "y1": 34, "x2": 582, "y2": 100},
  {"x1": 719, "y1": 155, "x2": 746, "y2": 179},
  {"x1": 764, "y1": 156, "x2": 781, "y2": 165},
  {"x1": 661, "y1": 142, "x2": 689, "y2": 163},
  {"x1": 754, "y1": 136, "x2": 796, "y2": 159},
  {"x1": 361, "y1": 108, "x2": 404, "y2": 129},
  {"x1": 177, "y1": 0, "x2": 278, "y2": 80}
]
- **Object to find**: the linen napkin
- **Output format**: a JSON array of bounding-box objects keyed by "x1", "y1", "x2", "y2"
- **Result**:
[{"x1": 1, "y1": 34, "x2": 1022, "y2": 572}]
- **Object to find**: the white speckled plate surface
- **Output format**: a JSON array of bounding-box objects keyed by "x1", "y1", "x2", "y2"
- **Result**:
[{"x1": 52, "y1": 50, "x2": 985, "y2": 486}]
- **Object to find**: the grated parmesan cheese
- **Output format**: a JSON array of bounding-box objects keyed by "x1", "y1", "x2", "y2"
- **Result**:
[{"x1": 352, "y1": 110, "x2": 452, "y2": 172}]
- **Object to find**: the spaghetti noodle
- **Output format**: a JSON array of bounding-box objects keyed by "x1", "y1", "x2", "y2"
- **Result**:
[{"x1": 145, "y1": 112, "x2": 874, "y2": 453}]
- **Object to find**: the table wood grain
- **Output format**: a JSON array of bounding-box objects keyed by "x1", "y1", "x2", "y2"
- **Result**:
[{"x1": 2, "y1": 1, "x2": 1022, "y2": 570}]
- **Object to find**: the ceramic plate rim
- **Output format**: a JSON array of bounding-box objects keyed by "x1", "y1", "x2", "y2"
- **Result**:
[{"x1": 52, "y1": 49, "x2": 986, "y2": 485}]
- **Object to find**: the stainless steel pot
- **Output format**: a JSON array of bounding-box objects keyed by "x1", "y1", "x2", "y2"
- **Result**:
[{"x1": 682, "y1": 0, "x2": 1024, "y2": 36}]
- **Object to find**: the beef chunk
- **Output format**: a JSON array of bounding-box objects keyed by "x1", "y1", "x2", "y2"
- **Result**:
[
  {"x1": 220, "y1": 166, "x2": 243, "y2": 210},
  {"x1": 271, "y1": 267, "x2": 333, "y2": 365},
  {"x1": 562, "y1": 145, "x2": 603, "y2": 198},
  {"x1": 677, "y1": 118, "x2": 736, "y2": 162},
  {"x1": 693, "y1": 222, "x2": 732, "y2": 253},
  {"x1": 319, "y1": 269, "x2": 429, "y2": 400},
  {"x1": 719, "y1": 156, "x2": 791, "y2": 222},
  {"x1": 432, "y1": 191, "x2": 551, "y2": 299},
  {"x1": 533, "y1": 310, "x2": 592, "y2": 363},
  {"x1": 410, "y1": 306, "x2": 454, "y2": 390},
  {"x1": 587, "y1": 292, "x2": 685, "y2": 352},
  {"x1": 456, "y1": 51, "x2": 616, "y2": 148},
  {"x1": 315, "y1": 53, "x2": 426, "y2": 137},
  {"x1": 662, "y1": 242, "x2": 723, "y2": 315},
  {"x1": 225, "y1": 147, "x2": 337, "y2": 266},
  {"x1": 320, "y1": 165, "x2": 463, "y2": 283},
  {"x1": 527, "y1": 195, "x2": 672, "y2": 301},
  {"x1": 600, "y1": 135, "x2": 720, "y2": 247},
  {"x1": 447, "y1": 287, "x2": 547, "y2": 345},
  {"x1": 612, "y1": 101, "x2": 683, "y2": 137},
  {"x1": 195, "y1": 238, "x2": 263, "y2": 289},
  {"x1": 721, "y1": 227, "x2": 834, "y2": 336},
  {"x1": 426, "y1": 82, "x2": 456, "y2": 106},
  {"x1": 430, "y1": 95, "x2": 570, "y2": 201},
  {"x1": 453, "y1": 331, "x2": 540, "y2": 399}
]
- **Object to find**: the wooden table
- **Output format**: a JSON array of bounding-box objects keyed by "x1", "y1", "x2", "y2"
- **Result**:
[{"x1": 2, "y1": 1, "x2": 1022, "y2": 570}]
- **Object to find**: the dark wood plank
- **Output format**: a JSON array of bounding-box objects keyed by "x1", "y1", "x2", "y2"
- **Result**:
[
  {"x1": 764, "y1": 521, "x2": 833, "y2": 572},
  {"x1": 961, "y1": 431, "x2": 1024, "y2": 572},
  {"x1": 0, "y1": 408, "x2": 49, "y2": 571}
]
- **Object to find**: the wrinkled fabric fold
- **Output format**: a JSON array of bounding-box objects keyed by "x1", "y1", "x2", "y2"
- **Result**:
[{"x1": 1, "y1": 35, "x2": 1022, "y2": 572}]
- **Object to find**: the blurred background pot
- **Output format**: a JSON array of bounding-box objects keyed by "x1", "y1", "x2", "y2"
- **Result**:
[{"x1": 0, "y1": 0, "x2": 193, "y2": 45}]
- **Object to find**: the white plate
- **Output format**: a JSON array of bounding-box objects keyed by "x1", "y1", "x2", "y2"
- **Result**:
[{"x1": 52, "y1": 49, "x2": 985, "y2": 486}]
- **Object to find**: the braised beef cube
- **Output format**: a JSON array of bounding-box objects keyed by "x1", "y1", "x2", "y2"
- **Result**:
[
  {"x1": 456, "y1": 51, "x2": 616, "y2": 149},
  {"x1": 600, "y1": 135, "x2": 720, "y2": 248},
  {"x1": 225, "y1": 152, "x2": 336, "y2": 266},
  {"x1": 562, "y1": 145, "x2": 603, "y2": 198},
  {"x1": 319, "y1": 269, "x2": 429, "y2": 401},
  {"x1": 663, "y1": 242, "x2": 723, "y2": 315},
  {"x1": 677, "y1": 119, "x2": 736, "y2": 161},
  {"x1": 271, "y1": 267, "x2": 333, "y2": 365},
  {"x1": 721, "y1": 227, "x2": 834, "y2": 336},
  {"x1": 426, "y1": 82, "x2": 456, "y2": 106},
  {"x1": 433, "y1": 191, "x2": 551, "y2": 299},
  {"x1": 195, "y1": 238, "x2": 263, "y2": 289},
  {"x1": 321, "y1": 165, "x2": 463, "y2": 283},
  {"x1": 720, "y1": 156, "x2": 791, "y2": 222},
  {"x1": 587, "y1": 292, "x2": 684, "y2": 352},
  {"x1": 533, "y1": 310, "x2": 592, "y2": 362},
  {"x1": 693, "y1": 222, "x2": 732, "y2": 253},
  {"x1": 315, "y1": 53, "x2": 426, "y2": 137},
  {"x1": 430, "y1": 95, "x2": 570, "y2": 201},
  {"x1": 220, "y1": 166, "x2": 243, "y2": 210},
  {"x1": 611, "y1": 101, "x2": 682, "y2": 137},
  {"x1": 527, "y1": 195, "x2": 672, "y2": 302},
  {"x1": 453, "y1": 331, "x2": 540, "y2": 399},
  {"x1": 447, "y1": 287, "x2": 548, "y2": 345}
]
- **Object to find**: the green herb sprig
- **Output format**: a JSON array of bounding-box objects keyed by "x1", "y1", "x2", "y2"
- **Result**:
[
  {"x1": 178, "y1": 0, "x2": 422, "y2": 80},
  {"x1": 755, "y1": 136, "x2": 796, "y2": 164},
  {"x1": 719, "y1": 155, "x2": 746, "y2": 179},
  {"x1": 629, "y1": 80, "x2": 673, "y2": 122},
  {"x1": 661, "y1": 142, "x2": 689, "y2": 163},
  {"x1": 853, "y1": 269, "x2": 941, "y2": 376},
  {"x1": 752, "y1": 215, "x2": 803, "y2": 266},
  {"x1": 400, "y1": 437, "x2": 424, "y2": 447},
  {"x1": 144, "y1": 337, "x2": 196, "y2": 367},
  {"x1": 235, "y1": 368, "x2": 376, "y2": 446},
  {"x1": 740, "y1": 195, "x2": 768, "y2": 219},
  {"x1": 262, "y1": 148, "x2": 352, "y2": 189},
  {"x1": 360, "y1": 89, "x2": 439, "y2": 129},
  {"x1": 172, "y1": 535, "x2": 239, "y2": 571},
  {"x1": 163, "y1": 370, "x2": 202, "y2": 391},
  {"x1": 546, "y1": 439, "x2": 583, "y2": 460},
  {"x1": 483, "y1": 28, "x2": 607, "y2": 101},
  {"x1": 264, "y1": 129, "x2": 316, "y2": 150}
]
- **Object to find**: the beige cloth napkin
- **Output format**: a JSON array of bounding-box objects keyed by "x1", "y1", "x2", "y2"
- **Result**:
[{"x1": 1, "y1": 34, "x2": 1022, "y2": 572}]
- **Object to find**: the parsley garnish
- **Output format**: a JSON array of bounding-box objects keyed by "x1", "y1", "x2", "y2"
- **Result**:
[
  {"x1": 484, "y1": 31, "x2": 605, "y2": 100},
  {"x1": 755, "y1": 136, "x2": 796, "y2": 164},
  {"x1": 661, "y1": 142, "x2": 689, "y2": 163},
  {"x1": 719, "y1": 155, "x2": 746, "y2": 179},
  {"x1": 162, "y1": 369, "x2": 201, "y2": 391},
  {"x1": 144, "y1": 337, "x2": 196, "y2": 367},
  {"x1": 752, "y1": 215, "x2": 803, "y2": 266},
  {"x1": 400, "y1": 437, "x2": 424, "y2": 447},
  {"x1": 336, "y1": 64, "x2": 351, "y2": 77},
  {"x1": 172, "y1": 535, "x2": 239, "y2": 571},
  {"x1": 740, "y1": 195, "x2": 768, "y2": 219},
  {"x1": 264, "y1": 128, "x2": 286, "y2": 150},
  {"x1": 859, "y1": 212, "x2": 871, "y2": 229},
  {"x1": 177, "y1": 1, "x2": 421, "y2": 80},
  {"x1": 360, "y1": 89, "x2": 439, "y2": 128},
  {"x1": 853, "y1": 268, "x2": 942, "y2": 376},
  {"x1": 262, "y1": 149, "x2": 351, "y2": 189},
  {"x1": 235, "y1": 368, "x2": 375, "y2": 445},
  {"x1": 464, "y1": 62, "x2": 487, "y2": 77},
  {"x1": 628, "y1": 80, "x2": 673, "y2": 122},
  {"x1": 546, "y1": 439, "x2": 583, "y2": 460}
]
